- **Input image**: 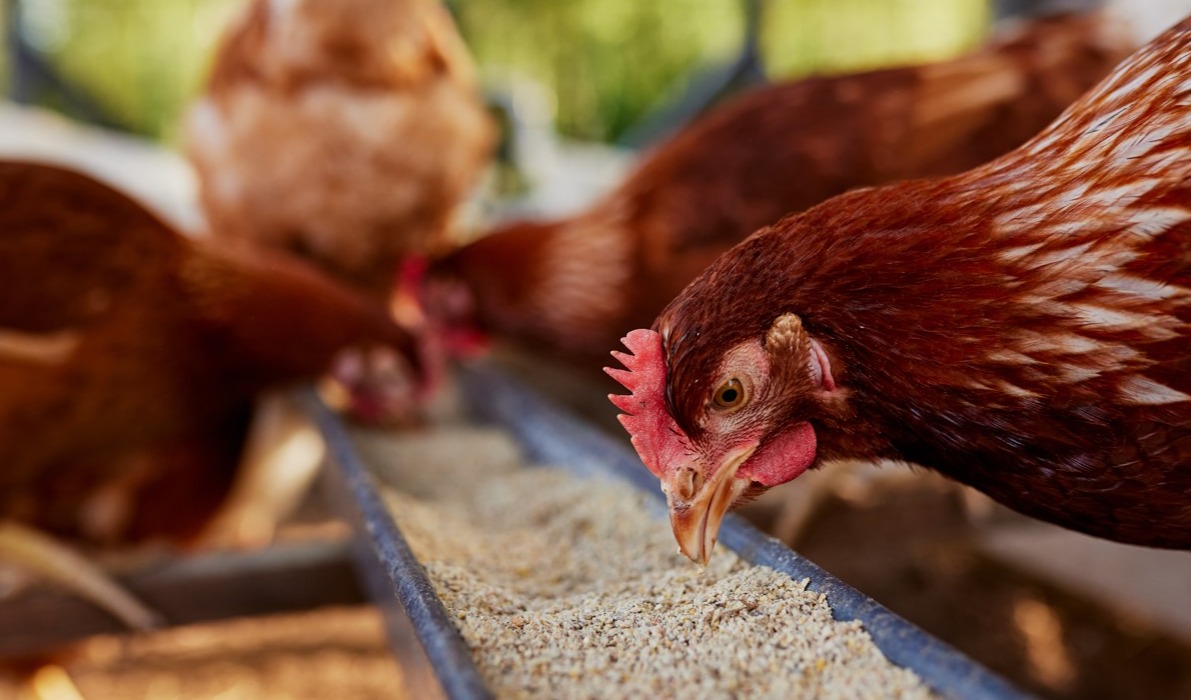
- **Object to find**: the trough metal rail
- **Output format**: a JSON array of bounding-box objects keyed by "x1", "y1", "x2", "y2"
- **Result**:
[{"x1": 309, "y1": 362, "x2": 1032, "y2": 700}]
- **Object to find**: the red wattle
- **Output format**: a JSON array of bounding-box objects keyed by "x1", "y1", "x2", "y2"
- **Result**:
[{"x1": 740, "y1": 422, "x2": 817, "y2": 487}]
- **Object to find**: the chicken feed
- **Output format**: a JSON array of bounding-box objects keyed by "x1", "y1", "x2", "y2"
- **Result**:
[{"x1": 353, "y1": 426, "x2": 937, "y2": 699}]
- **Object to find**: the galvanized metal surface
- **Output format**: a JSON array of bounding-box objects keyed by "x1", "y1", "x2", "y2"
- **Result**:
[
  {"x1": 306, "y1": 391, "x2": 493, "y2": 700},
  {"x1": 313, "y1": 365, "x2": 1033, "y2": 700}
]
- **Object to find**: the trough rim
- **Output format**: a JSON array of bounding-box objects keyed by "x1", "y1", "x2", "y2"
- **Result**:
[{"x1": 309, "y1": 363, "x2": 1032, "y2": 700}]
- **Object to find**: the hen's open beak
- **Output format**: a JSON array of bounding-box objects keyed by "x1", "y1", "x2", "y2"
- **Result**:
[{"x1": 663, "y1": 445, "x2": 755, "y2": 566}]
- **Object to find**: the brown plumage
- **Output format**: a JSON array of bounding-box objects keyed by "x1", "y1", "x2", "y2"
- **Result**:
[
  {"x1": 185, "y1": 0, "x2": 494, "y2": 299},
  {"x1": 0, "y1": 161, "x2": 419, "y2": 546},
  {"x1": 608, "y1": 16, "x2": 1191, "y2": 564},
  {"x1": 425, "y1": 12, "x2": 1133, "y2": 364}
]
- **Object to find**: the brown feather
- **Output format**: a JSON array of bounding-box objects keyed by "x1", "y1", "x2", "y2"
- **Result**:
[
  {"x1": 186, "y1": 0, "x2": 494, "y2": 299},
  {"x1": 431, "y1": 12, "x2": 1133, "y2": 364},
  {"x1": 653, "y1": 17, "x2": 1191, "y2": 548},
  {"x1": 0, "y1": 162, "x2": 415, "y2": 545}
]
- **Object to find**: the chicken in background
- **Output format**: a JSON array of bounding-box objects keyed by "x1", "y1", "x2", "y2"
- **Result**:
[
  {"x1": 185, "y1": 0, "x2": 495, "y2": 301},
  {"x1": 419, "y1": 11, "x2": 1135, "y2": 367},
  {"x1": 0, "y1": 161, "x2": 423, "y2": 627},
  {"x1": 608, "y1": 16, "x2": 1191, "y2": 564},
  {"x1": 181, "y1": 0, "x2": 495, "y2": 551}
]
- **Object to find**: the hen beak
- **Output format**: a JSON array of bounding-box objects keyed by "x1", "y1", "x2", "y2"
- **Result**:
[{"x1": 664, "y1": 445, "x2": 755, "y2": 566}]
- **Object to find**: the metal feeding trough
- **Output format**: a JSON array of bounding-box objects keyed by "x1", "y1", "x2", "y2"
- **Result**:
[{"x1": 308, "y1": 363, "x2": 1031, "y2": 700}]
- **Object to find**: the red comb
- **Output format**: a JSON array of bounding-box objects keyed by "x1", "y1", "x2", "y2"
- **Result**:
[
  {"x1": 605, "y1": 329, "x2": 695, "y2": 478},
  {"x1": 396, "y1": 255, "x2": 429, "y2": 293}
]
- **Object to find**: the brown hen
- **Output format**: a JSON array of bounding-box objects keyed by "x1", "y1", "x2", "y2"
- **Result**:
[
  {"x1": 424, "y1": 12, "x2": 1133, "y2": 365},
  {"x1": 0, "y1": 161, "x2": 420, "y2": 623},
  {"x1": 185, "y1": 0, "x2": 494, "y2": 300},
  {"x1": 609, "y1": 16, "x2": 1191, "y2": 563}
]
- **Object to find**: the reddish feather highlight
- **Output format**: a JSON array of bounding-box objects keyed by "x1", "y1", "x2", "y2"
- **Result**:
[
  {"x1": 605, "y1": 329, "x2": 695, "y2": 479},
  {"x1": 643, "y1": 18, "x2": 1191, "y2": 549}
]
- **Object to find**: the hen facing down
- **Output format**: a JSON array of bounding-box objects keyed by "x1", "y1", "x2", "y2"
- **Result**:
[
  {"x1": 186, "y1": 0, "x2": 494, "y2": 299},
  {"x1": 424, "y1": 12, "x2": 1133, "y2": 365},
  {"x1": 609, "y1": 17, "x2": 1191, "y2": 563},
  {"x1": 0, "y1": 161, "x2": 420, "y2": 622}
]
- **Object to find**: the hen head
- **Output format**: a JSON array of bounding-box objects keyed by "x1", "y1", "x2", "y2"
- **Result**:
[
  {"x1": 393, "y1": 254, "x2": 487, "y2": 381},
  {"x1": 327, "y1": 345, "x2": 424, "y2": 425},
  {"x1": 606, "y1": 314, "x2": 838, "y2": 565},
  {"x1": 415, "y1": 220, "x2": 570, "y2": 359},
  {"x1": 610, "y1": 14, "x2": 1191, "y2": 559}
]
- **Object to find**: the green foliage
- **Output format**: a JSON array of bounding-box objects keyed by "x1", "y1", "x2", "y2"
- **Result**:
[
  {"x1": 20, "y1": 0, "x2": 988, "y2": 143},
  {"x1": 14, "y1": 0, "x2": 239, "y2": 140},
  {"x1": 454, "y1": 0, "x2": 989, "y2": 142},
  {"x1": 454, "y1": 0, "x2": 744, "y2": 142},
  {"x1": 0, "y1": 5, "x2": 8, "y2": 97},
  {"x1": 762, "y1": 0, "x2": 989, "y2": 77}
]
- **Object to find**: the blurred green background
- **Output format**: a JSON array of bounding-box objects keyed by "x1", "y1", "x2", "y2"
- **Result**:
[{"x1": 1, "y1": 0, "x2": 989, "y2": 144}]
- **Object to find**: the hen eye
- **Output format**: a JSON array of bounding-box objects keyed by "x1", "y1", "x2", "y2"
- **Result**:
[{"x1": 712, "y1": 378, "x2": 747, "y2": 411}]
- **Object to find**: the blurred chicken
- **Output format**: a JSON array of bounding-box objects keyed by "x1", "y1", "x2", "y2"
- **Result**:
[
  {"x1": 185, "y1": 0, "x2": 495, "y2": 300},
  {"x1": 421, "y1": 12, "x2": 1134, "y2": 365},
  {"x1": 0, "y1": 161, "x2": 421, "y2": 626},
  {"x1": 609, "y1": 15, "x2": 1191, "y2": 564}
]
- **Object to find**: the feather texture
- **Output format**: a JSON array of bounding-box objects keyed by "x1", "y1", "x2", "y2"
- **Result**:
[
  {"x1": 428, "y1": 12, "x2": 1133, "y2": 364},
  {"x1": 0, "y1": 162, "x2": 417, "y2": 545},
  {"x1": 186, "y1": 0, "x2": 494, "y2": 299},
  {"x1": 645, "y1": 16, "x2": 1191, "y2": 548}
]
